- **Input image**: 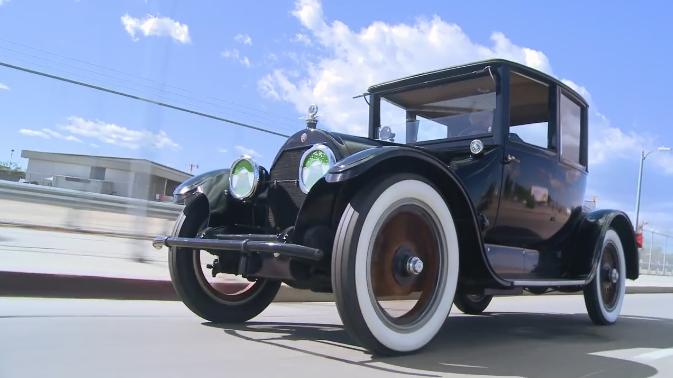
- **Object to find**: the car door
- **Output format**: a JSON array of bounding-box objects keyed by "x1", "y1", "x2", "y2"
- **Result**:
[
  {"x1": 489, "y1": 71, "x2": 587, "y2": 279},
  {"x1": 487, "y1": 71, "x2": 561, "y2": 277}
]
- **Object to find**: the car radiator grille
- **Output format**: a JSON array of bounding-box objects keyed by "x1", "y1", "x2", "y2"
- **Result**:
[{"x1": 268, "y1": 147, "x2": 309, "y2": 228}]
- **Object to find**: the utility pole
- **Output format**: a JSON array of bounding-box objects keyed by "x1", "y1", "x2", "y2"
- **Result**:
[
  {"x1": 10, "y1": 149, "x2": 14, "y2": 164},
  {"x1": 188, "y1": 163, "x2": 199, "y2": 174}
]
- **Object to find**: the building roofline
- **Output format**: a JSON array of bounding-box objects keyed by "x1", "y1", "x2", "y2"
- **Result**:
[{"x1": 21, "y1": 150, "x2": 192, "y2": 181}]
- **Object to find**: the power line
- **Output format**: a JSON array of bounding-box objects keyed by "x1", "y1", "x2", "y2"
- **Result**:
[
  {"x1": 0, "y1": 37, "x2": 303, "y2": 127},
  {"x1": 0, "y1": 60, "x2": 290, "y2": 138}
]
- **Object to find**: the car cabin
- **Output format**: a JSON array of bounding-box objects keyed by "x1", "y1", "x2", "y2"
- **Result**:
[{"x1": 366, "y1": 60, "x2": 590, "y2": 278}]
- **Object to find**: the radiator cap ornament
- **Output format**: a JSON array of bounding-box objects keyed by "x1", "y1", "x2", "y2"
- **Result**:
[{"x1": 306, "y1": 104, "x2": 319, "y2": 129}]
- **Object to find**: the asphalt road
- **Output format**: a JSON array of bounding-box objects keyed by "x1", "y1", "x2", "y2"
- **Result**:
[{"x1": 2, "y1": 294, "x2": 673, "y2": 378}]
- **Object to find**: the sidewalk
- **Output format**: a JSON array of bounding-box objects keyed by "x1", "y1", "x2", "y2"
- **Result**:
[
  {"x1": 0, "y1": 226, "x2": 331, "y2": 302},
  {"x1": 1, "y1": 226, "x2": 672, "y2": 301}
]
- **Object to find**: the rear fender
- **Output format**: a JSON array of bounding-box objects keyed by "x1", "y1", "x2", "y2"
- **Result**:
[
  {"x1": 295, "y1": 146, "x2": 510, "y2": 288},
  {"x1": 568, "y1": 210, "x2": 639, "y2": 280}
]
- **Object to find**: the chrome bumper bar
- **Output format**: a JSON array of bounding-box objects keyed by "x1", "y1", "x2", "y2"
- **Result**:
[{"x1": 152, "y1": 235, "x2": 324, "y2": 262}]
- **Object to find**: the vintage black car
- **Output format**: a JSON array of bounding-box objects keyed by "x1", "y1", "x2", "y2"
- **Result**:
[{"x1": 153, "y1": 59, "x2": 638, "y2": 355}]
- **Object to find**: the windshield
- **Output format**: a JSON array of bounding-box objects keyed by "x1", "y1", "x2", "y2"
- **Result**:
[{"x1": 377, "y1": 75, "x2": 496, "y2": 144}]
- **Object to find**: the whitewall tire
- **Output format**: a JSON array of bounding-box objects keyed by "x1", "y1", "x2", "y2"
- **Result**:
[
  {"x1": 332, "y1": 175, "x2": 459, "y2": 355},
  {"x1": 583, "y1": 229, "x2": 626, "y2": 325}
]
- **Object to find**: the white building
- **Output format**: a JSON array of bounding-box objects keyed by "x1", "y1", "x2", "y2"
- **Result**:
[{"x1": 21, "y1": 150, "x2": 191, "y2": 201}]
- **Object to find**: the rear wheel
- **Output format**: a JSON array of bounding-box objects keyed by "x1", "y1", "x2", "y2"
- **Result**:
[
  {"x1": 168, "y1": 212, "x2": 280, "y2": 323},
  {"x1": 453, "y1": 290, "x2": 492, "y2": 314},
  {"x1": 332, "y1": 175, "x2": 459, "y2": 355},
  {"x1": 583, "y1": 229, "x2": 626, "y2": 325}
]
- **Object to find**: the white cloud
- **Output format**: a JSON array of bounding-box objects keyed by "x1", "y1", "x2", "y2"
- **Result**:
[
  {"x1": 234, "y1": 33, "x2": 252, "y2": 46},
  {"x1": 292, "y1": 33, "x2": 312, "y2": 46},
  {"x1": 260, "y1": 0, "x2": 552, "y2": 135},
  {"x1": 20, "y1": 118, "x2": 180, "y2": 150},
  {"x1": 218, "y1": 148, "x2": 228, "y2": 153},
  {"x1": 19, "y1": 129, "x2": 50, "y2": 139},
  {"x1": 234, "y1": 145, "x2": 261, "y2": 158},
  {"x1": 588, "y1": 110, "x2": 673, "y2": 174},
  {"x1": 590, "y1": 124, "x2": 647, "y2": 165},
  {"x1": 121, "y1": 14, "x2": 191, "y2": 44},
  {"x1": 561, "y1": 79, "x2": 592, "y2": 104},
  {"x1": 0, "y1": 82, "x2": 9, "y2": 91},
  {"x1": 221, "y1": 49, "x2": 251, "y2": 67},
  {"x1": 19, "y1": 128, "x2": 82, "y2": 143},
  {"x1": 63, "y1": 116, "x2": 180, "y2": 150},
  {"x1": 264, "y1": 0, "x2": 673, "y2": 179},
  {"x1": 0, "y1": 0, "x2": 9, "y2": 6}
]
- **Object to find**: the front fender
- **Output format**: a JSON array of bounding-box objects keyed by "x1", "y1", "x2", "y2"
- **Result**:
[
  {"x1": 173, "y1": 168, "x2": 230, "y2": 214},
  {"x1": 297, "y1": 145, "x2": 510, "y2": 288},
  {"x1": 324, "y1": 146, "x2": 437, "y2": 183},
  {"x1": 569, "y1": 210, "x2": 639, "y2": 280}
]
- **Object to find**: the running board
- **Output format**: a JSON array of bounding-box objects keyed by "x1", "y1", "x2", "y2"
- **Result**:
[{"x1": 510, "y1": 279, "x2": 587, "y2": 287}]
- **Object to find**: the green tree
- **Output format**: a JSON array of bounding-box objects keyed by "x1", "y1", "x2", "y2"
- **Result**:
[{"x1": 0, "y1": 161, "x2": 25, "y2": 181}]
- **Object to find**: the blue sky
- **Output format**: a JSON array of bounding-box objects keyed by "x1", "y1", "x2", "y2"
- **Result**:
[{"x1": 0, "y1": 0, "x2": 672, "y2": 231}]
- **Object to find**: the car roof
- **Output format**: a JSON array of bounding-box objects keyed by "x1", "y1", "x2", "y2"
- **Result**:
[{"x1": 367, "y1": 59, "x2": 588, "y2": 107}]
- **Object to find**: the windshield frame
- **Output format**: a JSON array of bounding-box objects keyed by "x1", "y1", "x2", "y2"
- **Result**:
[{"x1": 368, "y1": 68, "x2": 505, "y2": 147}]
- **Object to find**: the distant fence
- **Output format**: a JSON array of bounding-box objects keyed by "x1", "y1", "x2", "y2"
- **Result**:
[
  {"x1": 641, "y1": 228, "x2": 673, "y2": 276},
  {"x1": 0, "y1": 179, "x2": 182, "y2": 220}
]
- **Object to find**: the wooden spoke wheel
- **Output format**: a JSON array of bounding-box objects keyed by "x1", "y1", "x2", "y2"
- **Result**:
[
  {"x1": 583, "y1": 229, "x2": 626, "y2": 325},
  {"x1": 332, "y1": 175, "x2": 459, "y2": 355}
]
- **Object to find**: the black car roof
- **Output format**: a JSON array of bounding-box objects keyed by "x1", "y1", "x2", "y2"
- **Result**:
[{"x1": 367, "y1": 59, "x2": 588, "y2": 107}]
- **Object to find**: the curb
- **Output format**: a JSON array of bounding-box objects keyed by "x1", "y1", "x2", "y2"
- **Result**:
[
  {"x1": 0, "y1": 271, "x2": 334, "y2": 302},
  {"x1": 0, "y1": 271, "x2": 669, "y2": 302}
]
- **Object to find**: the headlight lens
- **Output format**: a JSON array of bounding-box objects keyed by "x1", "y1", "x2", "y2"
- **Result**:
[
  {"x1": 229, "y1": 157, "x2": 260, "y2": 200},
  {"x1": 298, "y1": 144, "x2": 336, "y2": 194}
]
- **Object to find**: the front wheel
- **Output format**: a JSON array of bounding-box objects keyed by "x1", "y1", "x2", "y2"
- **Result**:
[
  {"x1": 168, "y1": 212, "x2": 280, "y2": 323},
  {"x1": 332, "y1": 175, "x2": 459, "y2": 355},
  {"x1": 583, "y1": 229, "x2": 626, "y2": 325}
]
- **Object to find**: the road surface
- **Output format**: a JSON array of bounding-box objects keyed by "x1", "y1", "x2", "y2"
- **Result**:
[{"x1": 2, "y1": 294, "x2": 673, "y2": 378}]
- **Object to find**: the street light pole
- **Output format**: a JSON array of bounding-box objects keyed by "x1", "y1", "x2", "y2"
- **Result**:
[
  {"x1": 635, "y1": 150, "x2": 646, "y2": 231},
  {"x1": 634, "y1": 146, "x2": 672, "y2": 231}
]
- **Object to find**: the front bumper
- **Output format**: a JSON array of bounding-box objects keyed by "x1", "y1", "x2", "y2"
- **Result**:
[{"x1": 152, "y1": 234, "x2": 324, "y2": 262}]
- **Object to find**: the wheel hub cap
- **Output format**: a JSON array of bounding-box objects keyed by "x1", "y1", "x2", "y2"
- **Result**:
[
  {"x1": 610, "y1": 268, "x2": 619, "y2": 284},
  {"x1": 405, "y1": 256, "x2": 424, "y2": 275},
  {"x1": 599, "y1": 242, "x2": 620, "y2": 311}
]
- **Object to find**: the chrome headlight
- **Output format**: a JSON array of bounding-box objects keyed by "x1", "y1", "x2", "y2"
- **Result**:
[
  {"x1": 298, "y1": 144, "x2": 336, "y2": 194},
  {"x1": 229, "y1": 156, "x2": 260, "y2": 200}
]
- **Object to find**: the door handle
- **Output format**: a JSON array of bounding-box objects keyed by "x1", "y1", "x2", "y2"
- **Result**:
[{"x1": 504, "y1": 154, "x2": 519, "y2": 164}]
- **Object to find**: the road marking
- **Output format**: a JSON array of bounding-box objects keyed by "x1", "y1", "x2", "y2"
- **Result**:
[
  {"x1": 635, "y1": 348, "x2": 673, "y2": 361},
  {"x1": 439, "y1": 363, "x2": 486, "y2": 369}
]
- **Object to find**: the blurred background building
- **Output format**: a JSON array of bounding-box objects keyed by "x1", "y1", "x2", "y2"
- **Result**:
[{"x1": 21, "y1": 150, "x2": 190, "y2": 201}]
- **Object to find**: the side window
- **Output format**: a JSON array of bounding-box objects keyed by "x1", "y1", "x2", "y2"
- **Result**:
[
  {"x1": 560, "y1": 93, "x2": 582, "y2": 165},
  {"x1": 508, "y1": 72, "x2": 551, "y2": 149}
]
